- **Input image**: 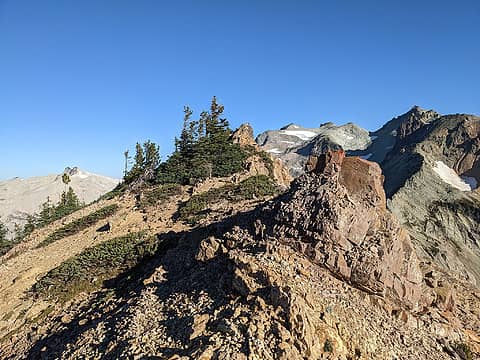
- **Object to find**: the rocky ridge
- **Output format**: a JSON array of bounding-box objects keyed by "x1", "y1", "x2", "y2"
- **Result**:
[
  {"x1": 381, "y1": 111, "x2": 480, "y2": 285},
  {"x1": 0, "y1": 123, "x2": 479, "y2": 359},
  {"x1": 262, "y1": 150, "x2": 423, "y2": 309},
  {"x1": 259, "y1": 107, "x2": 480, "y2": 287},
  {"x1": 1, "y1": 145, "x2": 479, "y2": 358}
]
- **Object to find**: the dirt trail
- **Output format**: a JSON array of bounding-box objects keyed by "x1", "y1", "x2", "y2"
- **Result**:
[{"x1": 0, "y1": 193, "x2": 189, "y2": 340}]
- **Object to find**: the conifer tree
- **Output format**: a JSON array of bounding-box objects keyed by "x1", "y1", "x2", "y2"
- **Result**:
[
  {"x1": 134, "y1": 142, "x2": 145, "y2": 169},
  {"x1": 177, "y1": 106, "x2": 193, "y2": 155},
  {"x1": 144, "y1": 140, "x2": 160, "y2": 181},
  {"x1": 155, "y1": 97, "x2": 248, "y2": 185},
  {"x1": 0, "y1": 220, "x2": 11, "y2": 256},
  {"x1": 123, "y1": 150, "x2": 130, "y2": 178}
]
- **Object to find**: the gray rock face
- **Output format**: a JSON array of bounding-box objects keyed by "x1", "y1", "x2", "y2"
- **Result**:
[
  {"x1": 381, "y1": 112, "x2": 480, "y2": 284},
  {"x1": 350, "y1": 106, "x2": 441, "y2": 164},
  {"x1": 256, "y1": 122, "x2": 371, "y2": 176}
]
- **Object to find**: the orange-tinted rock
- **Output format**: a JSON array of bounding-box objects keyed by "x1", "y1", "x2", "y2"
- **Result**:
[
  {"x1": 231, "y1": 123, "x2": 256, "y2": 147},
  {"x1": 308, "y1": 150, "x2": 346, "y2": 177},
  {"x1": 269, "y1": 151, "x2": 423, "y2": 309},
  {"x1": 339, "y1": 157, "x2": 386, "y2": 210}
]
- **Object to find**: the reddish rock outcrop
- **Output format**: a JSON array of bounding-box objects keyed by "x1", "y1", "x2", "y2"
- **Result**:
[
  {"x1": 266, "y1": 151, "x2": 423, "y2": 309},
  {"x1": 231, "y1": 123, "x2": 257, "y2": 147},
  {"x1": 231, "y1": 124, "x2": 293, "y2": 187}
]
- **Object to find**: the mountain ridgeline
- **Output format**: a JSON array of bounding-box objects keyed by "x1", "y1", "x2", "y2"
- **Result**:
[{"x1": 257, "y1": 106, "x2": 480, "y2": 286}]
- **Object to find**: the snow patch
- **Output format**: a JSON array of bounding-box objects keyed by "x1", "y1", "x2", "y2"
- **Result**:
[
  {"x1": 361, "y1": 153, "x2": 373, "y2": 160},
  {"x1": 281, "y1": 130, "x2": 318, "y2": 141},
  {"x1": 267, "y1": 148, "x2": 283, "y2": 154},
  {"x1": 370, "y1": 135, "x2": 378, "y2": 140},
  {"x1": 71, "y1": 169, "x2": 92, "y2": 179},
  {"x1": 281, "y1": 140, "x2": 296, "y2": 144},
  {"x1": 432, "y1": 161, "x2": 474, "y2": 191}
]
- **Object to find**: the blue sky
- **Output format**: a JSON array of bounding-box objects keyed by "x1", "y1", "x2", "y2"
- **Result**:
[{"x1": 1, "y1": 0, "x2": 479, "y2": 179}]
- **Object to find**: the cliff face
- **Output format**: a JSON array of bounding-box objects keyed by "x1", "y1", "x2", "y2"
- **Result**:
[
  {"x1": 258, "y1": 107, "x2": 480, "y2": 286},
  {"x1": 383, "y1": 113, "x2": 480, "y2": 284}
]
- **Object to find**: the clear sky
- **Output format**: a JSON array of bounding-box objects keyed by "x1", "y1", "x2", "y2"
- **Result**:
[{"x1": 1, "y1": 0, "x2": 479, "y2": 179}]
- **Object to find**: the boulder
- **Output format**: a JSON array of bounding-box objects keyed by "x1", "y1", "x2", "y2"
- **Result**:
[{"x1": 266, "y1": 151, "x2": 423, "y2": 308}]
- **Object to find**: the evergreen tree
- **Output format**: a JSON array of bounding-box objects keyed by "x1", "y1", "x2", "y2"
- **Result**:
[
  {"x1": 177, "y1": 106, "x2": 194, "y2": 155},
  {"x1": 37, "y1": 196, "x2": 54, "y2": 226},
  {"x1": 144, "y1": 140, "x2": 160, "y2": 181},
  {"x1": 124, "y1": 140, "x2": 161, "y2": 184},
  {"x1": 0, "y1": 220, "x2": 9, "y2": 256},
  {"x1": 123, "y1": 150, "x2": 130, "y2": 178},
  {"x1": 156, "y1": 97, "x2": 247, "y2": 185},
  {"x1": 134, "y1": 142, "x2": 145, "y2": 170},
  {"x1": 144, "y1": 141, "x2": 160, "y2": 171},
  {"x1": 60, "y1": 187, "x2": 81, "y2": 213},
  {"x1": 36, "y1": 189, "x2": 81, "y2": 228},
  {"x1": 124, "y1": 143, "x2": 145, "y2": 183}
]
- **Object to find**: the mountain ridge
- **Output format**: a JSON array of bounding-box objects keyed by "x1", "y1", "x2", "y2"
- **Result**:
[{"x1": 0, "y1": 167, "x2": 119, "y2": 237}]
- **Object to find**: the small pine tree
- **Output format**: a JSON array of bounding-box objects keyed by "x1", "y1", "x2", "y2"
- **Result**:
[
  {"x1": 124, "y1": 143, "x2": 145, "y2": 183},
  {"x1": 0, "y1": 220, "x2": 9, "y2": 256},
  {"x1": 123, "y1": 150, "x2": 130, "y2": 178},
  {"x1": 144, "y1": 141, "x2": 160, "y2": 171},
  {"x1": 134, "y1": 143, "x2": 145, "y2": 170},
  {"x1": 144, "y1": 140, "x2": 160, "y2": 181},
  {"x1": 61, "y1": 187, "x2": 81, "y2": 213},
  {"x1": 177, "y1": 106, "x2": 194, "y2": 155}
]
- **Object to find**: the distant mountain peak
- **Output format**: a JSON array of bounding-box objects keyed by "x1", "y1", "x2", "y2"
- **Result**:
[{"x1": 280, "y1": 123, "x2": 302, "y2": 130}]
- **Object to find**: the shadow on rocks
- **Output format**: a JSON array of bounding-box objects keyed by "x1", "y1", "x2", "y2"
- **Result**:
[{"x1": 24, "y1": 208, "x2": 260, "y2": 360}]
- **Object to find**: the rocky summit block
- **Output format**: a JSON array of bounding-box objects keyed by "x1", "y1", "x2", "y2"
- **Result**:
[{"x1": 264, "y1": 151, "x2": 423, "y2": 309}]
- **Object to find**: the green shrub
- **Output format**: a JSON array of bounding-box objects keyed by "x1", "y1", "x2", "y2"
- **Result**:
[
  {"x1": 98, "y1": 183, "x2": 127, "y2": 201},
  {"x1": 178, "y1": 175, "x2": 277, "y2": 224},
  {"x1": 31, "y1": 232, "x2": 156, "y2": 301},
  {"x1": 139, "y1": 184, "x2": 182, "y2": 209},
  {"x1": 37, "y1": 204, "x2": 120, "y2": 248},
  {"x1": 453, "y1": 342, "x2": 473, "y2": 360},
  {"x1": 233, "y1": 175, "x2": 278, "y2": 200},
  {"x1": 324, "y1": 339, "x2": 333, "y2": 353}
]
